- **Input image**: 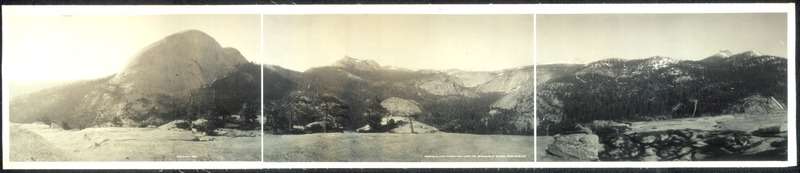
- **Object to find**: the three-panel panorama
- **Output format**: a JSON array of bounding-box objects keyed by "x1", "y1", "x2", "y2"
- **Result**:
[{"x1": 4, "y1": 13, "x2": 789, "y2": 162}]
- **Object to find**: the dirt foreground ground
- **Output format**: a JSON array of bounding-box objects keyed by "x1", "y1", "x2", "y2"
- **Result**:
[{"x1": 10, "y1": 123, "x2": 260, "y2": 161}]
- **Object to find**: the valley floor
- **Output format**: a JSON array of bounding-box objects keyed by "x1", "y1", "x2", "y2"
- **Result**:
[
  {"x1": 262, "y1": 133, "x2": 537, "y2": 162},
  {"x1": 11, "y1": 122, "x2": 539, "y2": 162},
  {"x1": 10, "y1": 123, "x2": 260, "y2": 161}
]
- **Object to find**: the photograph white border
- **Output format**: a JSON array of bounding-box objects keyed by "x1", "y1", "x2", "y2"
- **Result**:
[{"x1": 1, "y1": 3, "x2": 796, "y2": 169}]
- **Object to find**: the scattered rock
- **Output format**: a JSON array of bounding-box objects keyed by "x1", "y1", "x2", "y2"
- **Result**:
[
  {"x1": 356, "y1": 125, "x2": 373, "y2": 133},
  {"x1": 214, "y1": 128, "x2": 229, "y2": 136},
  {"x1": 357, "y1": 117, "x2": 404, "y2": 133},
  {"x1": 640, "y1": 148, "x2": 659, "y2": 161},
  {"x1": 640, "y1": 136, "x2": 657, "y2": 144},
  {"x1": 600, "y1": 135, "x2": 641, "y2": 161},
  {"x1": 304, "y1": 121, "x2": 342, "y2": 133},
  {"x1": 705, "y1": 131, "x2": 755, "y2": 154},
  {"x1": 587, "y1": 120, "x2": 631, "y2": 135},
  {"x1": 214, "y1": 128, "x2": 259, "y2": 137},
  {"x1": 192, "y1": 136, "x2": 215, "y2": 142},
  {"x1": 159, "y1": 120, "x2": 191, "y2": 130},
  {"x1": 192, "y1": 118, "x2": 210, "y2": 131},
  {"x1": 546, "y1": 134, "x2": 602, "y2": 161},
  {"x1": 751, "y1": 125, "x2": 785, "y2": 137},
  {"x1": 770, "y1": 139, "x2": 787, "y2": 148}
]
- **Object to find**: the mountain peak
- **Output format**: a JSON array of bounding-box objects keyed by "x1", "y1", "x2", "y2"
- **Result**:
[
  {"x1": 168, "y1": 29, "x2": 213, "y2": 38},
  {"x1": 736, "y1": 50, "x2": 762, "y2": 57},
  {"x1": 711, "y1": 50, "x2": 733, "y2": 58},
  {"x1": 334, "y1": 56, "x2": 381, "y2": 71},
  {"x1": 111, "y1": 29, "x2": 247, "y2": 96}
]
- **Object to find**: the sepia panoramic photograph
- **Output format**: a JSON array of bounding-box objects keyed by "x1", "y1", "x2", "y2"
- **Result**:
[
  {"x1": 535, "y1": 14, "x2": 789, "y2": 161},
  {"x1": 258, "y1": 15, "x2": 538, "y2": 162},
  {"x1": 2, "y1": 5, "x2": 795, "y2": 168},
  {"x1": 4, "y1": 14, "x2": 263, "y2": 161}
]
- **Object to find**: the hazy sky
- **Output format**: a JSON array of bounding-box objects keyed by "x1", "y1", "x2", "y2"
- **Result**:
[
  {"x1": 536, "y1": 13, "x2": 788, "y2": 64},
  {"x1": 262, "y1": 15, "x2": 534, "y2": 72},
  {"x1": 3, "y1": 14, "x2": 260, "y2": 82},
  {"x1": 5, "y1": 13, "x2": 788, "y2": 82}
]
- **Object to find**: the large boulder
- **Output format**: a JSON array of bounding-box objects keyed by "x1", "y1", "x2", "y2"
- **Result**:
[
  {"x1": 546, "y1": 134, "x2": 602, "y2": 161},
  {"x1": 191, "y1": 118, "x2": 210, "y2": 132},
  {"x1": 356, "y1": 125, "x2": 374, "y2": 133}
]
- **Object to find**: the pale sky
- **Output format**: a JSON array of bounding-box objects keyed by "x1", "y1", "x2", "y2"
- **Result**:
[
  {"x1": 536, "y1": 13, "x2": 788, "y2": 64},
  {"x1": 3, "y1": 14, "x2": 260, "y2": 82},
  {"x1": 262, "y1": 15, "x2": 534, "y2": 72}
]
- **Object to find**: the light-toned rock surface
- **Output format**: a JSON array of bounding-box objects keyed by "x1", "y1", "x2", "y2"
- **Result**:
[
  {"x1": 475, "y1": 66, "x2": 534, "y2": 93},
  {"x1": 334, "y1": 56, "x2": 381, "y2": 71},
  {"x1": 415, "y1": 76, "x2": 477, "y2": 97},
  {"x1": 110, "y1": 30, "x2": 246, "y2": 96},
  {"x1": 384, "y1": 116, "x2": 438, "y2": 134},
  {"x1": 159, "y1": 120, "x2": 190, "y2": 130},
  {"x1": 545, "y1": 134, "x2": 602, "y2": 161},
  {"x1": 380, "y1": 97, "x2": 423, "y2": 117},
  {"x1": 446, "y1": 70, "x2": 497, "y2": 88}
]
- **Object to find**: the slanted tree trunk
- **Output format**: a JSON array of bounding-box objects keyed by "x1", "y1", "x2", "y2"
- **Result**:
[
  {"x1": 691, "y1": 99, "x2": 698, "y2": 117},
  {"x1": 408, "y1": 116, "x2": 415, "y2": 134},
  {"x1": 544, "y1": 124, "x2": 550, "y2": 136},
  {"x1": 769, "y1": 96, "x2": 785, "y2": 110}
]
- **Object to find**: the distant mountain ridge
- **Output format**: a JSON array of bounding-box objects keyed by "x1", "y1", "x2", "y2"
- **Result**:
[
  {"x1": 536, "y1": 51, "x2": 787, "y2": 134},
  {"x1": 9, "y1": 30, "x2": 787, "y2": 136}
]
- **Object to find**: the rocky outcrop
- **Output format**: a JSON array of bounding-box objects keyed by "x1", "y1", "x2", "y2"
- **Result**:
[
  {"x1": 596, "y1": 128, "x2": 787, "y2": 161},
  {"x1": 380, "y1": 97, "x2": 423, "y2": 117},
  {"x1": 724, "y1": 95, "x2": 786, "y2": 114},
  {"x1": 384, "y1": 116, "x2": 438, "y2": 134},
  {"x1": 415, "y1": 74, "x2": 478, "y2": 97},
  {"x1": 446, "y1": 70, "x2": 498, "y2": 87},
  {"x1": 159, "y1": 120, "x2": 191, "y2": 130},
  {"x1": 546, "y1": 134, "x2": 602, "y2": 161},
  {"x1": 334, "y1": 56, "x2": 382, "y2": 71},
  {"x1": 475, "y1": 66, "x2": 535, "y2": 93},
  {"x1": 540, "y1": 117, "x2": 790, "y2": 161}
]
